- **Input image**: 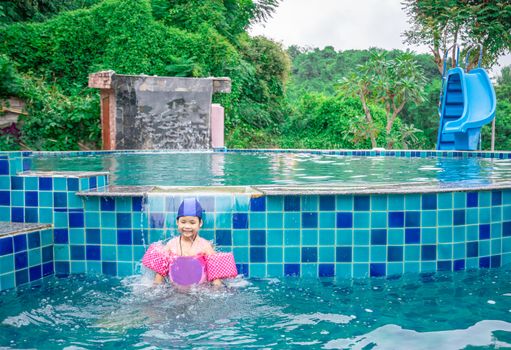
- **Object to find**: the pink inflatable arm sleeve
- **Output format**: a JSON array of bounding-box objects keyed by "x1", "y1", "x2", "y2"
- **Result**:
[
  {"x1": 142, "y1": 243, "x2": 171, "y2": 276},
  {"x1": 206, "y1": 252, "x2": 238, "y2": 281}
]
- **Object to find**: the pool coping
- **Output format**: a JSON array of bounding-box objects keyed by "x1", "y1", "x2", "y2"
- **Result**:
[
  {"x1": 74, "y1": 181, "x2": 511, "y2": 197},
  {"x1": 0, "y1": 222, "x2": 53, "y2": 237}
]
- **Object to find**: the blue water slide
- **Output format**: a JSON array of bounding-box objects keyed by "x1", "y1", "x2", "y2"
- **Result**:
[{"x1": 436, "y1": 66, "x2": 496, "y2": 151}]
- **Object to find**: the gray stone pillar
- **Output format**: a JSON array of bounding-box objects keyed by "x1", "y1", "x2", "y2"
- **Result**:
[{"x1": 88, "y1": 71, "x2": 231, "y2": 150}]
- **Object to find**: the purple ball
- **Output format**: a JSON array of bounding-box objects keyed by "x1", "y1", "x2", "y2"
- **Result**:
[{"x1": 169, "y1": 257, "x2": 204, "y2": 286}]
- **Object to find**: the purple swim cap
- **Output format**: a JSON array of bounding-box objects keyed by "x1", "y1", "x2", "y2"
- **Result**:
[{"x1": 177, "y1": 198, "x2": 203, "y2": 219}]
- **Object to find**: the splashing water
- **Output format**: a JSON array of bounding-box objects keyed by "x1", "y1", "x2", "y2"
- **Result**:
[{"x1": 2, "y1": 269, "x2": 511, "y2": 349}]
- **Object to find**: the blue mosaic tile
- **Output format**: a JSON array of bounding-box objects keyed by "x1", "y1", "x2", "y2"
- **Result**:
[
  {"x1": 302, "y1": 212, "x2": 318, "y2": 228},
  {"x1": 388, "y1": 246, "x2": 403, "y2": 262},
  {"x1": 492, "y1": 191, "x2": 502, "y2": 206},
  {"x1": 10, "y1": 177, "x2": 23, "y2": 190},
  {"x1": 15, "y1": 270, "x2": 28, "y2": 286},
  {"x1": 479, "y1": 224, "x2": 490, "y2": 240},
  {"x1": 302, "y1": 247, "x2": 317, "y2": 262},
  {"x1": 14, "y1": 252, "x2": 28, "y2": 269},
  {"x1": 319, "y1": 264, "x2": 334, "y2": 277},
  {"x1": 491, "y1": 255, "x2": 501, "y2": 268},
  {"x1": 69, "y1": 212, "x2": 84, "y2": 228},
  {"x1": 336, "y1": 212, "x2": 353, "y2": 228},
  {"x1": 354, "y1": 196, "x2": 370, "y2": 211},
  {"x1": 319, "y1": 196, "x2": 335, "y2": 211},
  {"x1": 102, "y1": 262, "x2": 117, "y2": 275},
  {"x1": 479, "y1": 256, "x2": 490, "y2": 268},
  {"x1": 38, "y1": 177, "x2": 52, "y2": 191},
  {"x1": 67, "y1": 178, "x2": 79, "y2": 191},
  {"x1": 467, "y1": 192, "x2": 478, "y2": 207},
  {"x1": 42, "y1": 246, "x2": 53, "y2": 263},
  {"x1": 116, "y1": 213, "x2": 131, "y2": 228},
  {"x1": 250, "y1": 196, "x2": 266, "y2": 212},
  {"x1": 54, "y1": 192, "x2": 67, "y2": 208},
  {"x1": 453, "y1": 259, "x2": 465, "y2": 271},
  {"x1": 370, "y1": 263, "x2": 386, "y2": 277},
  {"x1": 216, "y1": 230, "x2": 232, "y2": 246},
  {"x1": 25, "y1": 208, "x2": 38, "y2": 223},
  {"x1": 0, "y1": 191, "x2": 10, "y2": 206},
  {"x1": 422, "y1": 194, "x2": 437, "y2": 210},
  {"x1": 117, "y1": 230, "x2": 133, "y2": 245},
  {"x1": 0, "y1": 160, "x2": 8, "y2": 175},
  {"x1": 13, "y1": 235, "x2": 27, "y2": 252},
  {"x1": 233, "y1": 213, "x2": 248, "y2": 229},
  {"x1": 371, "y1": 229, "x2": 387, "y2": 245},
  {"x1": 250, "y1": 247, "x2": 265, "y2": 262},
  {"x1": 28, "y1": 232, "x2": 40, "y2": 249},
  {"x1": 0, "y1": 237, "x2": 13, "y2": 256},
  {"x1": 421, "y1": 245, "x2": 436, "y2": 260},
  {"x1": 284, "y1": 196, "x2": 300, "y2": 211},
  {"x1": 405, "y1": 228, "x2": 420, "y2": 244},
  {"x1": 453, "y1": 210, "x2": 465, "y2": 225},
  {"x1": 405, "y1": 212, "x2": 420, "y2": 227},
  {"x1": 86, "y1": 229, "x2": 101, "y2": 244},
  {"x1": 467, "y1": 242, "x2": 478, "y2": 257},
  {"x1": 11, "y1": 207, "x2": 23, "y2": 222},
  {"x1": 284, "y1": 263, "x2": 300, "y2": 276},
  {"x1": 388, "y1": 212, "x2": 404, "y2": 228},
  {"x1": 100, "y1": 197, "x2": 115, "y2": 211},
  {"x1": 132, "y1": 197, "x2": 143, "y2": 212},
  {"x1": 70, "y1": 245, "x2": 85, "y2": 260}
]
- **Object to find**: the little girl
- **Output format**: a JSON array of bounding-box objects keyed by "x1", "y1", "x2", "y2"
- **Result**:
[{"x1": 154, "y1": 198, "x2": 221, "y2": 286}]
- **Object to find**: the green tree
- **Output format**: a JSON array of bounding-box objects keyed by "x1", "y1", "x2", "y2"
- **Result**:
[
  {"x1": 339, "y1": 51, "x2": 427, "y2": 148},
  {"x1": 0, "y1": 0, "x2": 289, "y2": 150},
  {"x1": 482, "y1": 66, "x2": 511, "y2": 150},
  {"x1": 402, "y1": 0, "x2": 511, "y2": 73},
  {"x1": 280, "y1": 93, "x2": 389, "y2": 150}
]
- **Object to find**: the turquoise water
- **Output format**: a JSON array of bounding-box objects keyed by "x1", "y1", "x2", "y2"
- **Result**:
[
  {"x1": 2, "y1": 270, "x2": 511, "y2": 349},
  {"x1": 31, "y1": 152, "x2": 511, "y2": 187}
]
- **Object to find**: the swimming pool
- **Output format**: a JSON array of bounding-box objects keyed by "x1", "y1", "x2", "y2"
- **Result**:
[
  {"x1": 1, "y1": 270, "x2": 511, "y2": 349},
  {"x1": 31, "y1": 150, "x2": 511, "y2": 187},
  {"x1": 1, "y1": 149, "x2": 511, "y2": 286},
  {"x1": 2, "y1": 149, "x2": 511, "y2": 348}
]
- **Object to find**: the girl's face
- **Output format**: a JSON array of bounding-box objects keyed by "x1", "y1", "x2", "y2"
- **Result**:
[{"x1": 177, "y1": 216, "x2": 202, "y2": 240}]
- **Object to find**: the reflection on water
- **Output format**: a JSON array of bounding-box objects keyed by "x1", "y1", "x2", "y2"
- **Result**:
[
  {"x1": 2, "y1": 269, "x2": 511, "y2": 349},
  {"x1": 31, "y1": 152, "x2": 511, "y2": 187}
]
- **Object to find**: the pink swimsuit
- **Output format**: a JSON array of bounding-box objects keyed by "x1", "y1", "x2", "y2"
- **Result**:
[
  {"x1": 166, "y1": 236, "x2": 211, "y2": 257},
  {"x1": 166, "y1": 236, "x2": 209, "y2": 285}
]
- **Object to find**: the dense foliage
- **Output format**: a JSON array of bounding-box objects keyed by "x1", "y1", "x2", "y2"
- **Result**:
[
  {"x1": 285, "y1": 47, "x2": 438, "y2": 149},
  {"x1": 0, "y1": 0, "x2": 288, "y2": 150},
  {"x1": 482, "y1": 66, "x2": 511, "y2": 150},
  {"x1": 0, "y1": 0, "x2": 509, "y2": 151},
  {"x1": 403, "y1": 0, "x2": 511, "y2": 72}
]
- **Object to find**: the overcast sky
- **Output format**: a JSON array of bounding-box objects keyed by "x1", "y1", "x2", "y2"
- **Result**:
[{"x1": 250, "y1": 0, "x2": 511, "y2": 75}]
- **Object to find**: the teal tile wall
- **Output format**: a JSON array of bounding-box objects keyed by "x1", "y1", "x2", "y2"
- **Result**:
[
  {"x1": 0, "y1": 228, "x2": 53, "y2": 291},
  {"x1": 2, "y1": 151, "x2": 511, "y2": 282}
]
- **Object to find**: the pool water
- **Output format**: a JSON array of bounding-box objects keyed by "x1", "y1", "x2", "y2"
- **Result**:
[
  {"x1": 2, "y1": 270, "x2": 511, "y2": 349},
  {"x1": 31, "y1": 152, "x2": 511, "y2": 187}
]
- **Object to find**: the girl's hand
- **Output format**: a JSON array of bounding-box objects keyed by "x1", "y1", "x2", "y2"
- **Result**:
[
  {"x1": 211, "y1": 279, "x2": 224, "y2": 287},
  {"x1": 154, "y1": 273, "x2": 165, "y2": 285}
]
